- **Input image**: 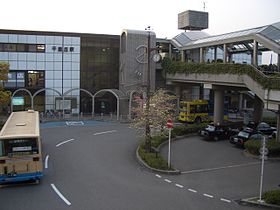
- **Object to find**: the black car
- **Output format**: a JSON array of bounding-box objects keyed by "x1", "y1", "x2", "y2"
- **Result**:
[
  {"x1": 200, "y1": 124, "x2": 239, "y2": 141},
  {"x1": 229, "y1": 127, "x2": 261, "y2": 147},
  {"x1": 256, "y1": 122, "x2": 276, "y2": 135}
]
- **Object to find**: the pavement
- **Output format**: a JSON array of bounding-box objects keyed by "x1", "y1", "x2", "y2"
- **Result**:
[{"x1": 156, "y1": 134, "x2": 280, "y2": 209}]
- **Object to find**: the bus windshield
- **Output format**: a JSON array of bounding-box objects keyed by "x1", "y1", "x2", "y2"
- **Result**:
[{"x1": 0, "y1": 138, "x2": 39, "y2": 157}]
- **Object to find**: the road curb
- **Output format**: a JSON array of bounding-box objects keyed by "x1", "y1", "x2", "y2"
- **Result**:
[
  {"x1": 239, "y1": 197, "x2": 280, "y2": 209},
  {"x1": 135, "y1": 133, "x2": 197, "y2": 175},
  {"x1": 136, "y1": 146, "x2": 181, "y2": 175}
]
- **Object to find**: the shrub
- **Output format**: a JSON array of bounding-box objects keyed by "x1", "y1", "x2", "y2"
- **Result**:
[
  {"x1": 138, "y1": 144, "x2": 170, "y2": 170},
  {"x1": 172, "y1": 123, "x2": 206, "y2": 136},
  {"x1": 264, "y1": 190, "x2": 280, "y2": 205},
  {"x1": 151, "y1": 134, "x2": 168, "y2": 147},
  {"x1": 138, "y1": 123, "x2": 207, "y2": 171},
  {"x1": 262, "y1": 117, "x2": 277, "y2": 127},
  {"x1": 245, "y1": 140, "x2": 280, "y2": 157}
]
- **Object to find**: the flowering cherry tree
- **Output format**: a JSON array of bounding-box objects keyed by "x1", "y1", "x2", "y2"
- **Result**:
[{"x1": 131, "y1": 89, "x2": 176, "y2": 151}]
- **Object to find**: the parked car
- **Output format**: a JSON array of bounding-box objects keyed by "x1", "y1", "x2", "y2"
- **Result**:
[
  {"x1": 200, "y1": 123, "x2": 239, "y2": 141},
  {"x1": 256, "y1": 122, "x2": 276, "y2": 135},
  {"x1": 270, "y1": 130, "x2": 277, "y2": 139},
  {"x1": 229, "y1": 127, "x2": 262, "y2": 147}
]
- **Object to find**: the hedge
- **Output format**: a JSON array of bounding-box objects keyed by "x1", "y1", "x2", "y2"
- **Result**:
[
  {"x1": 161, "y1": 57, "x2": 280, "y2": 90},
  {"x1": 264, "y1": 190, "x2": 280, "y2": 205},
  {"x1": 244, "y1": 140, "x2": 280, "y2": 157}
]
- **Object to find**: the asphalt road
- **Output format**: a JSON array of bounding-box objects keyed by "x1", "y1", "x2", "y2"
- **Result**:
[{"x1": 0, "y1": 121, "x2": 279, "y2": 210}]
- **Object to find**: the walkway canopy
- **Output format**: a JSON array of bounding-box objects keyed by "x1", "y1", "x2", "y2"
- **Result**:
[{"x1": 172, "y1": 22, "x2": 280, "y2": 55}]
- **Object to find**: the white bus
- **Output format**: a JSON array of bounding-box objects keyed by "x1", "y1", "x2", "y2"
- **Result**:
[{"x1": 0, "y1": 110, "x2": 43, "y2": 184}]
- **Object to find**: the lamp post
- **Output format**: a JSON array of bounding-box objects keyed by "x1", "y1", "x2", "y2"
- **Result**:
[
  {"x1": 143, "y1": 26, "x2": 161, "y2": 152},
  {"x1": 144, "y1": 26, "x2": 152, "y2": 151}
]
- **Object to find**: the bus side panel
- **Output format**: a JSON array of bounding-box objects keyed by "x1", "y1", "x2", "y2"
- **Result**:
[
  {"x1": 0, "y1": 157, "x2": 43, "y2": 184},
  {"x1": 0, "y1": 172, "x2": 43, "y2": 183}
]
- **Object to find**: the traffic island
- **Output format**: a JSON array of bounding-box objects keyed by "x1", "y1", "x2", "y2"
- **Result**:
[
  {"x1": 239, "y1": 197, "x2": 280, "y2": 209},
  {"x1": 136, "y1": 145, "x2": 181, "y2": 175}
]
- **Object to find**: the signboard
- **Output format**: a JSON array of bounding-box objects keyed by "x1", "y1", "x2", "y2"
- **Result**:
[
  {"x1": 12, "y1": 97, "x2": 24, "y2": 106},
  {"x1": 166, "y1": 119, "x2": 173, "y2": 129}
]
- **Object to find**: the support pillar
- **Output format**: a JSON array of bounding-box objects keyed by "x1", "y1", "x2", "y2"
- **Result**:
[
  {"x1": 277, "y1": 54, "x2": 280, "y2": 71},
  {"x1": 253, "y1": 96, "x2": 263, "y2": 123},
  {"x1": 253, "y1": 40, "x2": 258, "y2": 66},
  {"x1": 239, "y1": 93, "x2": 243, "y2": 111},
  {"x1": 181, "y1": 50, "x2": 185, "y2": 62},
  {"x1": 223, "y1": 44, "x2": 227, "y2": 63},
  {"x1": 168, "y1": 43, "x2": 172, "y2": 58},
  {"x1": 200, "y1": 47, "x2": 204, "y2": 63},
  {"x1": 213, "y1": 88, "x2": 224, "y2": 124},
  {"x1": 175, "y1": 86, "x2": 181, "y2": 116},
  {"x1": 276, "y1": 105, "x2": 280, "y2": 142},
  {"x1": 214, "y1": 47, "x2": 217, "y2": 62}
]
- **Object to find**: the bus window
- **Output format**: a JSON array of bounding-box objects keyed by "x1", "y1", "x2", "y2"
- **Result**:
[
  {"x1": 190, "y1": 105, "x2": 196, "y2": 113},
  {"x1": 0, "y1": 141, "x2": 3, "y2": 157},
  {"x1": 197, "y1": 104, "x2": 208, "y2": 113},
  {"x1": 4, "y1": 138, "x2": 39, "y2": 157}
]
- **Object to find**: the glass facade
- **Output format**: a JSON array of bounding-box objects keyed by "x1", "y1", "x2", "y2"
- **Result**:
[
  {"x1": 80, "y1": 34, "x2": 119, "y2": 113},
  {"x1": 0, "y1": 32, "x2": 80, "y2": 112}
]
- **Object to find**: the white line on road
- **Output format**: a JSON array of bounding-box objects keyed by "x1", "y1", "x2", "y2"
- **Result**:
[
  {"x1": 181, "y1": 162, "x2": 260, "y2": 174},
  {"x1": 93, "y1": 130, "x2": 117, "y2": 135},
  {"x1": 164, "y1": 179, "x2": 172, "y2": 183},
  {"x1": 220, "y1": 198, "x2": 231, "y2": 203},
  {"x1": 188, "y1": 188, "x2": 197, "y2": 193},
  {"x1": 45, "y1": 155, "x2": 49, "y2": 169},
  {"x1": 155, "y1": 174, "x2": 162, "y2": 178},
  {"x1": 175, "y1": 184, "x2": 184, "y2": 188},
  {"x1": 203, "y1": 193, "x2": 214, "y2": 198},
  {"x1": 56, "y1": 139, "x2": 75, "y2": 147},
  {"x1": 51, "y1": 184, "x2": 71, "y2": 206}
]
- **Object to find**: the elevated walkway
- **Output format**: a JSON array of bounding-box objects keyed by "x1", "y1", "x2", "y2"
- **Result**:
[{"x1": 165, "y1": 62, "x2": 280, "y2": 111}]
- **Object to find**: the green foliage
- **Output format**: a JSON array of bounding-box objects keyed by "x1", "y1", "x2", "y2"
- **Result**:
[
  {"x1": 173, "y1": 123, "x2": 207, "y2": 136},
  {"x1": 151, "y1": 134, "x2": 168, "y2": 148},
  {"x1": 245, "y1": 140, "x2": 280, "y2": 157},
  {"x1": 0, "y1": 62, "x2": 11, "y2": 106},
  {"x1": 262, "y1": 117, "x2": 277, "y2": 127},
  {"x1": 138, "y1": 144, "x2": 170, "y2": 170},
  {"x1": 161, "y1": 57, "x2": 280, "y2": 90},
  {"x1": 263, "y1": 190, "x2": 280, "y2": 205}
]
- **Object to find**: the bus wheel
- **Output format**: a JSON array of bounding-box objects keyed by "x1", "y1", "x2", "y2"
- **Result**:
[{"x1": 195, "y1": 117, "x2": 201, "y2": 124}]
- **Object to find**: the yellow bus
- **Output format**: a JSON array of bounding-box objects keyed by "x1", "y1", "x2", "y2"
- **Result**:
[
  {"x1": 178, "y1": 100, "x2": 209, "y2": 123},
  {"x1": 178, "y1": 99, "x2": 229, "y2": 123},
  {"x1": 0, "y1": 110, "x2": 43, "y2": 184}
]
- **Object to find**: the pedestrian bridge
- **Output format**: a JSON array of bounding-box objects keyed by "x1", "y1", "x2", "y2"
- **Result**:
[{"x1": 165, "y1": 61, "x2": 280, "y2": 111}]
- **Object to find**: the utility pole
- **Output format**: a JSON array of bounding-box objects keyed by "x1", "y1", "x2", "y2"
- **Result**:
[{"x1": 145, "y1": 26, "x2": 151, "y2": 151}]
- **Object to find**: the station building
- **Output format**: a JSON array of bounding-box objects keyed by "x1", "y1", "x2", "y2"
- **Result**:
[{"x1": 0, "y1": 10, "x2": 279, "y2": 120}]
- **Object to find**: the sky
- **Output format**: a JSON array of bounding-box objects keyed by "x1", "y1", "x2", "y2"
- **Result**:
[{"x1": 0, "y1": 0, "x2": 279, "y2": 63}]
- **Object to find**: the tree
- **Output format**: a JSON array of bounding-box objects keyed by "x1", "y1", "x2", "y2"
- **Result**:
[
  {"x1": 0, "y1": 62, "x2": 11, "y2": 108},
  {"x1": 131, "y1": 89, "x2": 176, "y2": 151}
]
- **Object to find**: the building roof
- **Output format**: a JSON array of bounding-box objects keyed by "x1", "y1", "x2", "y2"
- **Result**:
[{"x1": 172, "y1": 22, "x2": 280, "y2": 54}]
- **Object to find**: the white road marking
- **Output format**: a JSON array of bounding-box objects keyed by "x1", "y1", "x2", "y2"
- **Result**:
[
  {"x1": 45, "y1": 155, "x2": 49, "y2": 169},
  {"x1": 51, "y1": 184, "x2": 71, "y2": 206},
  {"x1": 181, "y1": 162, "x2": 260, "y2": 174},
  {"x1": 164, "y1": 179, "x2": 172, "y2": 183},
  {"x1": 203, "y1": 193, "x2": 214, "y2": 198},
  {"x1": 175, "y1": 184, "x2": 184, "y2": 188},
  {"x1": 155, "y1": 174, "x2": 161, "y2": 178},
  {"x1": 220, "y1": 198, "x2": 231, "y2": 203},
  {"x1": 56, "y1": 139, "x2": 75, "y2": 147},
  {"x1": 93, "y1": 130, "x2": 117, "y2": 135},
  {"x1": 188, "y1": 188, "x2": 197, "y2": 193}
]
